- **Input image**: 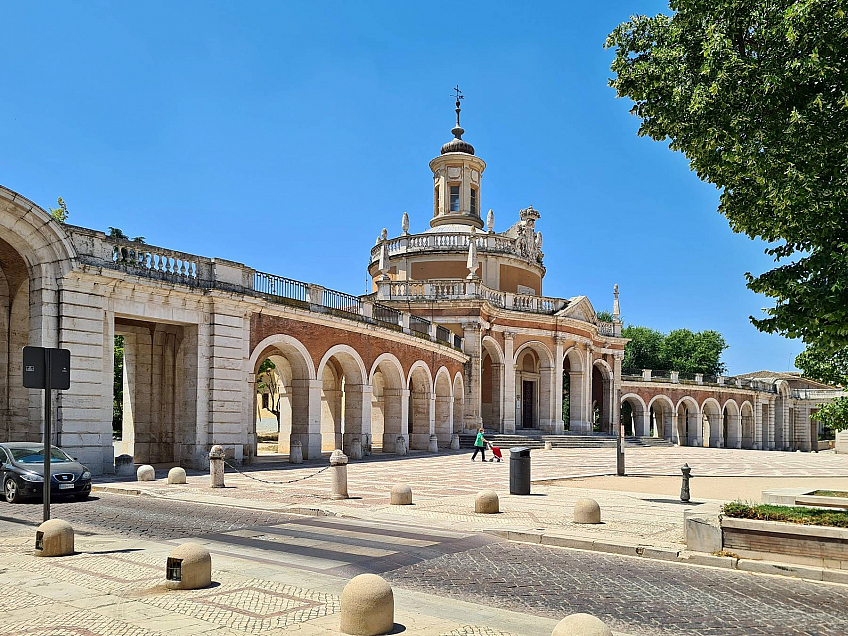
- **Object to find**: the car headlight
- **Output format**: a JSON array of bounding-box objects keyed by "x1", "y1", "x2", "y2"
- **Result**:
[
  {"x1": 20, "y1": 472, "x2": 44, "y2": 482},
  {"x1": 81, "y1": 471, "x2": 91, "y2": 480}
]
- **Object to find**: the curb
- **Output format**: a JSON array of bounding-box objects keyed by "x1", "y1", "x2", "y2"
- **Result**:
[{"x1": 494, "y1": 528, "x2": 848, "y2": 585}]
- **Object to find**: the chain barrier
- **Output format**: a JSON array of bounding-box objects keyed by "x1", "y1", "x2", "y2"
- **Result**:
[{"x1": 222, "y1": 459, "x2": 330, "y2": 485}]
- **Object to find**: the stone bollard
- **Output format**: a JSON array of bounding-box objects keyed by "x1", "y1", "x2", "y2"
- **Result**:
[
  {"x1": 34, "y1": 519, "x2": 74, "y2": 557},
  {"x1": 350, "y1": 438, "x2": 363, "y2": 460},
  {"x1": 289, "y1": 440, "x2": 303, "y2": 464},
  {"x1": 165, "y1": 542, "x2": 212, "y2": 590},
  {"x1": 475, "y1": 490, "x2": 499, "y2": 514},
  {"x1": 573, "y1": 498, "x2": 601, "y2": 524},
  {"x1": 544, "y1": 441, "x2": 553, "y2": 451},
  {"x1": 330, "y1": 449, "x2": 349, "y2": 500},
  {"x1": 680, "y1": 463, "x2": 692, "y2": 502},
  {"x1": 168, "y1": 467, "x2": 187, "y2": 484},
  {"x1": 428, "y1": 434, "x2": 439, "y2": 453},
  {"x1": 340, "y1": 573, "x2": 394, "y2": 635},
  {"x1": 209, "y1": 445, "x2": 225, "y2": 488},
  {"x1": 450, "y1": 434, "x2": 460, "y2": 450},
  {"x1": 115, "y1": 454, "x2": 135, "y2": 476},
  {"x1": 552, "y1": 613, "x2": 612, "y2": 636},
  {"x1": 137, "y1": 465, "x2": 155, "y2": 481},
  {"x1": 395, "y1": 435, "x2": 407, "y2": 456},
  {"x1": 390, "y1": 484, "x2": 413, "y2": 505}
]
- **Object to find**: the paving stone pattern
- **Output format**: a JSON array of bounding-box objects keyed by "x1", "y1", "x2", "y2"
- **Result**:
[
  {"x1": 0, "y1": 492, "x2": 290, "y2": 539},
  {"x1": 386, "y1": 542, "x2": 848, "y2": 636}
]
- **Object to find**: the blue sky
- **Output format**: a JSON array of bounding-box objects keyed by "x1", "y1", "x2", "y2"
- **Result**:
[{"x1": 0, "y1": 1, "x2": 802, "y2": 374}]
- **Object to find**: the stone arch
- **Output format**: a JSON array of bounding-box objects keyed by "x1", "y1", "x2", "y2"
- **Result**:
[
  {"x1": 740, "y1": 400, "x2": 755, "y2": 449},
  {"x1": 453, "y1": 372, "x2": 465, "y2": 434},
  {"x1": 592, "y1": 359, "x2": 614, "y2": 433},
  {"x1": 481, "y1": 335, "x2": 505, "y2": 431},
  {"x1": 434, "y1": 366, "x2": 453, "y2": 446},
  {"x1": 700, "y1": 397, "x2": 722, "y2": 448},
  {"x1": 722, "y1": 399, "x2": 742, "y2": 449},
  {"x1": 621, "y1": 393, "x2": 648, "y2": 436},
  {"x1": 562, "y1": 346, "x2": 588, "y2": 432},
  {"x1": 317, "y1": 344, "x2": 368, "y2": 456},
  {"x1": 676, "y1": 396, "x2": 701, "y2": 447},
  {"x1": 514, "y1": 341, "x2": 555, "y2": 431},
  {"x1": 369, "y1": 353, "x2": 406, "y2": 453},
  {"x1": 0, "y1": 187, "x2": 78, "y2": 447},
  {"x1": 408, "y1": 361, "x2": 434, "y2": 450},
  {"x1": 648, "y1": 394, "x2": 676, "y2": 441}
]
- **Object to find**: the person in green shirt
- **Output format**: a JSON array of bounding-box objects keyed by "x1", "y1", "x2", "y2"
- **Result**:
[{"x1": 471, "y1": 428, "x2": 488, "y2": 462}]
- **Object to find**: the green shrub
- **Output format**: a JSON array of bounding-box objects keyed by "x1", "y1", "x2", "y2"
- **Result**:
[{"x1": 721, "y1": 502, "x2": 848, "y2": 528}]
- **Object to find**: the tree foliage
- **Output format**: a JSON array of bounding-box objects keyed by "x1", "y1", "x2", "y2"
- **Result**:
[
  {"x1": 814, "y1": 395, "x2": 848, "y2": 432},
  {"x1": 606, "y1": 1, "x2": 848, "y2": 352},
  {"x1": 623, "y1": 325, "x2": 728, "y2": 375},
  {"x1": 795, "y1": 344, "x2": 848, "y2": 386},
  {"x1": 113, "y1": 335, "x2": 124, "y2": 435},
  {"x1": 49, "y1": 197, "x2": 68, "y2": 223},
  {"x1": 108, "y1": 227, "x2": 146, "y2": 243},
  {"x1": 257, "y1": 359, "x2": 282, "y2": 433}
]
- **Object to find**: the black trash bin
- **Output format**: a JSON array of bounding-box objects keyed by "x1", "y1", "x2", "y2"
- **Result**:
[{"x1": 509, "y1": 446, "x2": 531, "y2": 495}]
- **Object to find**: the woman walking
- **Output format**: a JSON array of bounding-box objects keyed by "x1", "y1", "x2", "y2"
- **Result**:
[{"x1": 471, "y1": 428, "x2": 487, "y2": 462}]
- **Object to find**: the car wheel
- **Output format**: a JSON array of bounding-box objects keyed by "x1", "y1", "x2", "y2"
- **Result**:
[{"x1": 4, "y1": 477, "x2": 21, "y2": 503}]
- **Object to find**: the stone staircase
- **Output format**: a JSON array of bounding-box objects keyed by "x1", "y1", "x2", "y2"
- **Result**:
[{"x1": 458, "y1": 429, "x2": 673, "y2": 450}]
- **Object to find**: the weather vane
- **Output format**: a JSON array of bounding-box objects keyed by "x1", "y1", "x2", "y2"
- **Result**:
[{"x1": 451, "y1": 85, "x2": 464, "y2": 130}]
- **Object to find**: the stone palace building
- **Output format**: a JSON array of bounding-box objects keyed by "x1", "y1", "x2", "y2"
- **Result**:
[{"x1": 1, "y1": 101, "x2": 841, "y2": 473}]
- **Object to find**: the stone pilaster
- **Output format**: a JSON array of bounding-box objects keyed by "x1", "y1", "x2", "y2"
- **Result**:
[
  {"x1": 462, "y1": 322, "x2": 483, "y2": 430},
  {"x1": 502, "y1": 331, "x2": 516, "y2": 434}
]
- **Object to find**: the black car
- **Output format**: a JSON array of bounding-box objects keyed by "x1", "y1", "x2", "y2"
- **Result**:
[{"x1": 0, "y1": 442, "x2": 92, "y2": 503}]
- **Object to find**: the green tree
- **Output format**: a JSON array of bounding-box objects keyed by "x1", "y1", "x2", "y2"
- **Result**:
[
  {"x1": 113, "y1": 335, "x2": 124, "y2": 436},
  {"x1": 661, "y1": 329, "x2": 728, "y2": 376},
  {"x1": 621, "y1": 325, "x2": 665, "y2": 370},
  {"x1": 606, "y1": 1, "x2": 848, "y2": 353},
  {"x1": 795, "y1": 344, "x2": 848, "y2": 386},
  {"x1": 49, "y1": 197, "x2": 69, "y2": 223},
  {"x1": 814, "y1": 396, "x2": 848, "y2": 433},
  {"x1": 596, "y1": 310, "x2": 614, "y2": 322}
]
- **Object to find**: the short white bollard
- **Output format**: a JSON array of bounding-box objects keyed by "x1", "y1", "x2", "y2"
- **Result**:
[
  {"x1": 428, "y1": 434, "x2": 439, "y2": 453},
  {"x1": 137, "y1": 465, "x2": 155, "y2": 481},
  {"x1": 289, "y1": 440, "x2": 303, "y2": 464},
  {"x1": 475, "y1": 490, "x2": 499, "y2": 514},
  {"x1": 450, "y1": 434, "x2": 460, "y2": 450},
  {"x1": 330, "y1": 449, "x2": 349, "y2": 500},
  {"x1": 573, "y1": 498, "x2": 601, "y2": 524},
  {"x1": 552, "y1": 613, "x2": 612, "y2": 636},
  {"x1": 390, "y1": 484, "x2": 413, "y2": 505},
  {"x1": 168, "y1": 467, "x2": 187, "y2": 484},
  {"x1": 209, "y1": 445, "x2": 225, "y2": 488},
  {"x1": 544, "y1": 441, "x2": 553, "y2": 451},
  {"x1": 165, "y1": 542, "x2": 212, "y2": 590},
  {"x1": 349, "y1": 437, "x2": 363, "y2": 460},
  {"x1": 395, "y1": 435, "x2": 407, "y2": 456},
  {"x1": 340, "y1": 573, "x2": 394, "y2": 635},
  {"x1": 34, "y1": 519, "x2": 74, "y2": 557}
]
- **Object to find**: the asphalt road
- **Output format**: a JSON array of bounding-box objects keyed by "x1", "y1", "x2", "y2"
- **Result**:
[{"x1": 2, "y1": 492, "x2": 847, "y2": 635}]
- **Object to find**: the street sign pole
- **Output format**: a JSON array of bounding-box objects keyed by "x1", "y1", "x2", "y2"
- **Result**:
[{"x1": 43, "y1": 348, "x2": 52, "y2": 523}]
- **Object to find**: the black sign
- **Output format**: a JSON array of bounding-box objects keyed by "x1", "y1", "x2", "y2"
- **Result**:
[{"x1": 22, "y1": 347, "x2": 71, "y2": 390}]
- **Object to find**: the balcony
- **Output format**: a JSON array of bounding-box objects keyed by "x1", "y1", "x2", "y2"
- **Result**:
[{"x1": 369, "y1": 230, "x2": 543, "y2": 266}]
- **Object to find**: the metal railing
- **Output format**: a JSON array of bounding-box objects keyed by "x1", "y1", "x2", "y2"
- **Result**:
[
  {"x1": 409, "y1": 314, "x2": 431, "y2": 335},
  {"x1": 254, "y1": 272, "x2": 308, "y2": 302},
  {"x1": 651, "y1": 370, "x2": 671, "y2": 379},
  {"x1": 322, "y1": 288, "x2": 362, "y2": 316},
  {"x1": 373, "y1": 303, "x2": 401, "y2": 328},
  {"x1": 436, "y1": 325, "x2": 452, "y2": 345}
]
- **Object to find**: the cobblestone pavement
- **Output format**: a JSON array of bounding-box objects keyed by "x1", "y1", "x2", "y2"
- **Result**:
[
  {"x1": 386, "y1": 541, "x2": 848, "y2": 636},
  {"x1": 0, "y1": 492, "x2": 290, "y2": 539}
]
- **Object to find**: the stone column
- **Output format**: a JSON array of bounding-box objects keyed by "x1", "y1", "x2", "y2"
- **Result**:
[
  {"x1": 490, "y1": 363, "x2": 503, "y2": 432},
  {"x1": 612, "y1": 353, "x2": 622, "y2": 438},
  {"x1": 553, "y1": 337, "x2": 565, "y2": 434},
  {"x1": 502, "y1": 332, "x2": 516, "y2": 434},
  {"x1": 753, "y1": 397, "x2": 763, "y2": 450},
  {"x1": 767, "y1": 400, "x2": 776, "y2": 450},
  {"x1": 290, "y1": 379, "x2": 322, "y2": 460},
  {"x1": 463, "y1": 322, "x2": 483, "y2": 429},
  {"x1": 342, "y1": 384, "x2": 370, "y2": 458},
  {"x1": 583, "y1": 346, "x2": 593, "y2": 433}
]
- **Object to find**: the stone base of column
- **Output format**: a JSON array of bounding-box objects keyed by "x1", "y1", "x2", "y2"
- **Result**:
[
  {"x1": 551, "y1": 419, "x2": 565, "y2": 435},
  {"x1": 291, "y1": 433, "x2": 321, "y2": 460},
  {"x1": 503, "y1": 419, "x2": 516, "y2": 434},
  {"x1": 410, "y1": 433, "x2": 431, "y2": 450}
]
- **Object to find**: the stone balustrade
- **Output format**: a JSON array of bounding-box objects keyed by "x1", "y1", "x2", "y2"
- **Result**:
[
  {"x1": 369, "y1": 230, "x2": 542, "y2": 265},
  {"x1": 792, "y1": 388, "x2": 847, "y2": 401},
  {"x1": 619, "y1": 367, "x2": 809, "y2": 396},
  {"x1": 67, "y1": 226, "x2": 463, "y2": 351}
]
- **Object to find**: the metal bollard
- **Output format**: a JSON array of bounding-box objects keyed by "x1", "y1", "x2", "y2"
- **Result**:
[
  {"x1": 209, "y1": 445, "x2": 225, "y2": 488},
  {"x1": 330, "y1": 449, "x2": 349, "y2": 500},
  {"x1": 680, "y1": 463, "x2": 691, "y2": 502}
]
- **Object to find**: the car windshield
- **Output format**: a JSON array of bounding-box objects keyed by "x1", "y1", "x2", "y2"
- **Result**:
[{"x1": 8, "y1": 446, "x2": 73, "y2": 463}]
